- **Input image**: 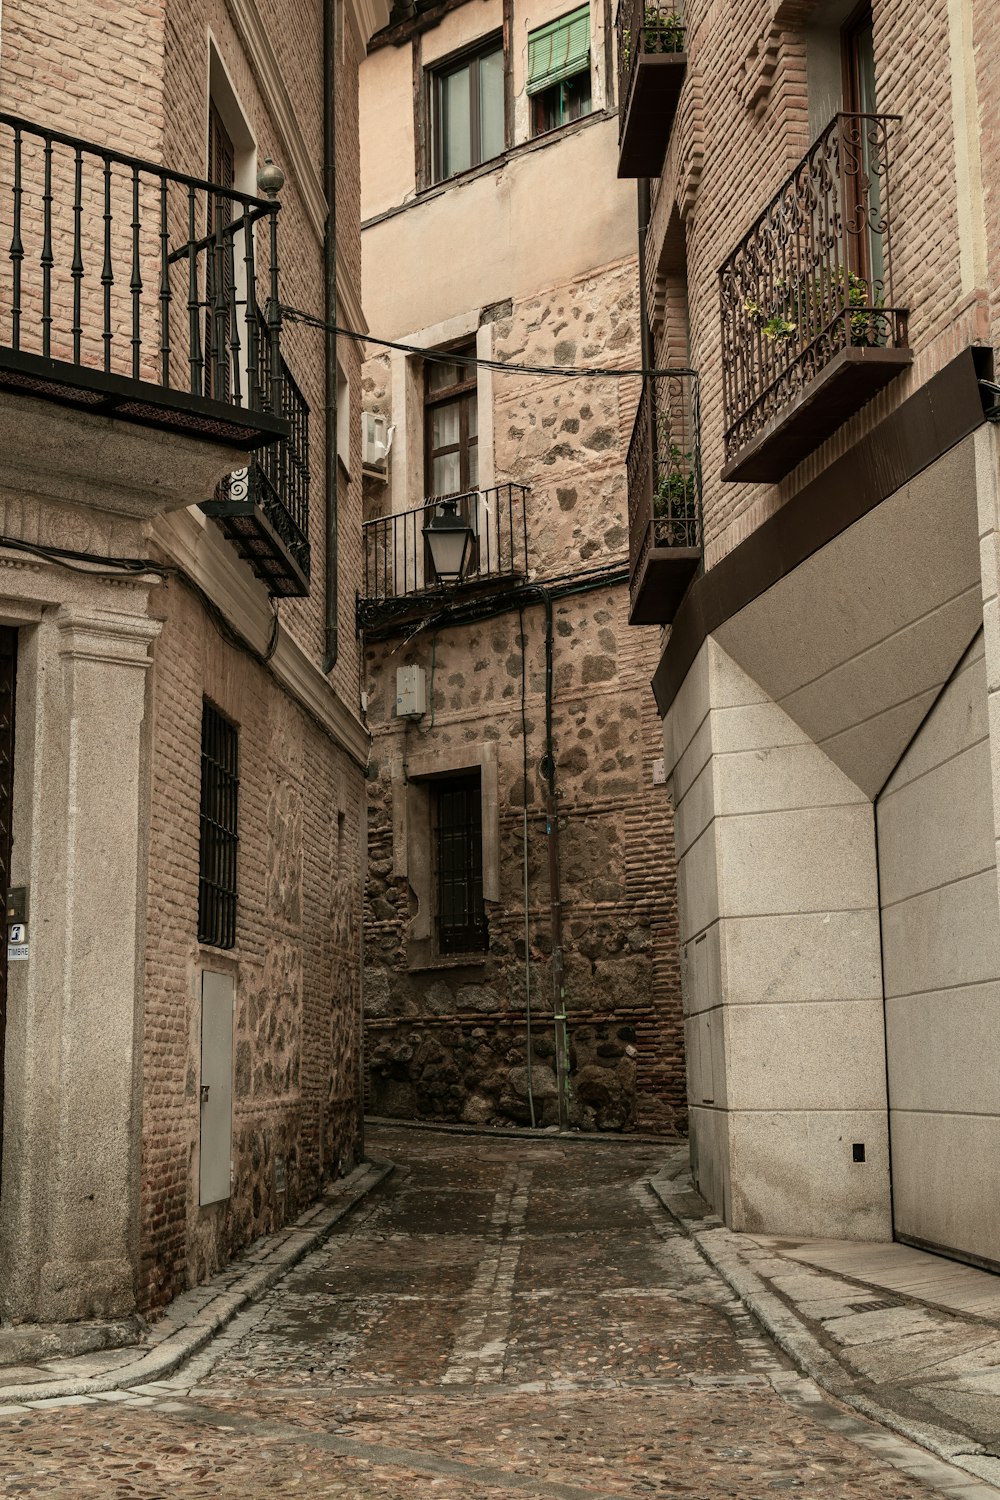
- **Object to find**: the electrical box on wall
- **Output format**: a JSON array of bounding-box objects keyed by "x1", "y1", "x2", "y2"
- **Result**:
[
  {"x1": 362, "y1": 411, "x2": 392, "y2": 474},
  {"x1": 396, "y1": 665, "x2": 426, "y2": 719}
]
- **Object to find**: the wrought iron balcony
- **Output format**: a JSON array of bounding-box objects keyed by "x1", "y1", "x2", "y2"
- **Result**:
[
  {"x1": 202, "y1": 337, "x2": 310, "y2": 597},
  {"x1": 627, "y1": 372, "x2": 701, "y2": 626},
  {"x1": 0, "y1": 112, "x2": 288, "y2": 449},
  {"x1": 358, "y1": 483, "x2": 529, "y2": 632},
  {"x1": 616, "y1": 0, "x2": 686, "y2": 178},
  {"x1": 719, "y1": 113, "x2": 911, "y2": 484}
]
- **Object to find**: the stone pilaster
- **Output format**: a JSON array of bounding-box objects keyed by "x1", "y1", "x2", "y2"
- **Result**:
[{"x1": 0, "y1": 599, "x2": 160, "y2": 1323}]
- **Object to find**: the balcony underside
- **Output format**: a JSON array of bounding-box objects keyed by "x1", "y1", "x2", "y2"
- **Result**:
[
  {"x1": 617, "y1": 53, "x2": 686, "y2": 179},
  {"x1": 721, "y1": 344, "x2": 913, "y2": 485},
  {"x1": 0, "y1": 346, "x2": 288, "y2": 451},
  {"x1": 358, "y1": 569, "x2": 527, "y2": 638},
  {"x1": 202, "y1": 495, "x2": 310, "y2": 598},
  {"x1": 629, "y1": 545, "x2": 700, "y2": 626}
]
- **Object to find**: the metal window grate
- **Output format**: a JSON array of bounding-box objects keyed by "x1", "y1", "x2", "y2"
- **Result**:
[
  {"x1": 435, "y1": 773, "x2": 488, "y2": 954},
  {"x1": 198, "y1": 700, "x2": 239, "y2": 949}
]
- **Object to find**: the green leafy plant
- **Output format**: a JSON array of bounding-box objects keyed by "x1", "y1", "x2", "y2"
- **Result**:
[
  {"x1": 742, "y1": 268, "x2": 886, "y2": 349},
  {"x1": 652, "y1": 442, "x2": 698, "y2": 540},
  {"x1": 622, "y1": 7, "x2": 683, "y2": 71}
]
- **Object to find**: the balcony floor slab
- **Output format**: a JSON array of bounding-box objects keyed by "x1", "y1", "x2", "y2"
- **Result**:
[
  {"x1": 721, "y1": 346, "x2": 913, "y2": 486},
  {"x1": 617, "y1": 51, "x2": 686, "y2": 179},
  {"x1": 629, "y1": 545, "x2": 701, "y2": 626}
]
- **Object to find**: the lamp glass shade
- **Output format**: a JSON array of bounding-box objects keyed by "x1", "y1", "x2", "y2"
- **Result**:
[{"x1": 423, "y1": 505, "x2": 474, "y2": 583}]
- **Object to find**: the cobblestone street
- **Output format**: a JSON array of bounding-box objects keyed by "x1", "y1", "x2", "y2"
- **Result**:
[{"x1": 0, "y1": 1128, "x2": 990, "y2": 1498}]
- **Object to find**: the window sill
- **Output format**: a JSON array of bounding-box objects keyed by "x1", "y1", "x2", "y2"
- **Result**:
[{"x1": 406, "y1": 953, "x2": 490, "y2": 974}]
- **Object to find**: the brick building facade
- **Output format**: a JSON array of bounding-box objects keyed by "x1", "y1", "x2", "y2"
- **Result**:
[
  {"x1": 618, "y1": 0, "x2": 1000, "y2": 1265},
  {"x1": 357, "y1": 0, "x2": 686, "y2": 1134},
  {"x1": 0, "y1": 0, "x2": 389, "y2": 1325}
]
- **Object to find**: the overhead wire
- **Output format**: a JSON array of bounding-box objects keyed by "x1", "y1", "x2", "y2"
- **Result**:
[{"x1": 279, "y1": 303, "x2": 695, "y2": 382}]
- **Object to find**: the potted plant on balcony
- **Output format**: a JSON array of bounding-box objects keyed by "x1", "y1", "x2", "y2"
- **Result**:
[
  {"x1": 742, "y1": 268, "x2": 886, "y2": 350},
  {"x1": 622, "y1": 6, "x2": 684, "y2": 71},
  {"x1": 652, "y1": 443, "x2": 698, "y2": 546}
]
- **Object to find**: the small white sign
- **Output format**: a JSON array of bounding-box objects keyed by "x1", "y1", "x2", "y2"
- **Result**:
[
  {"x1": 652, "y1": 756, "x2": 667, "y2": 785},
  {"x1": 7, "y1": 942, "x2": 28, "y2": 962},
  {"x1": 8, "y1": 924, "x2": 25, "y2": 943}
]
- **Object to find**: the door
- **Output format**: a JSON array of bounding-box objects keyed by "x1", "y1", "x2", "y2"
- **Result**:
[
  {"x1": 199, "y1": 970, "x2": 234, "y2": 1205},
  {"x1": 876, "y1": 634, "x2": 1000, "y2": 1270},
  {"x1": 205, "y1": 101, "x2": 236, "y2": 402},
  {"x1": 0, "y1": 629, "x2": 15, "y2": 1188},
  {"x1": 841, "y1": 6, "x2": 885, "y2": 297}
]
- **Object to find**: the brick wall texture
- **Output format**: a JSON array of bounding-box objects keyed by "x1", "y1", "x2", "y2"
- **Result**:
[
  {"x1": 648, "y1": 0, "x2": 993, "y2": 571},
  {"x1": 1, "y1": 0, "x2": 373, "y2": 1312}
]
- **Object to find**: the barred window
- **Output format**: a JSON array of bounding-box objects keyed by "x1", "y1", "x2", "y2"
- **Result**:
[
  {"x1": 434, "y1": 773, "x2": 488, "y2": 954},
  {"x1": 198, "y1": 701, "x2": 239, "y2": 949}
]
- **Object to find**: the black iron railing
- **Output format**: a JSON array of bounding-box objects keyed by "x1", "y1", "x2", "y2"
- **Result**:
[
  {"x1": 627, "y1": 371, "x2": 701, "y2": 583},
  {"x1": 719, "y1": 113, "x2": 907, "y2": 465},
  {"x1": 0, "y1": 112, "x2": 283, "y2": 422},
  {"x1": 616, "y1": 0, "x2": 685, "y2": 127},
  {"x1": 204, "y1": 321, "x2": 310, "y2": 595},
  {"x1": 360, "y1": 483, "x2": 529, "y2": 624}
]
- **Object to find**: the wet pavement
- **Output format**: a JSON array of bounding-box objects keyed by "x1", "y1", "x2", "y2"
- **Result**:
[{"x1": 0, "y1": 1125, "x2": 995, "y2": 1498}]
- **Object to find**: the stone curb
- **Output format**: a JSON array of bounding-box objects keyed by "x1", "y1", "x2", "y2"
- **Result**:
[
  {"x1": 366, "y1": 1115, "x2": 682, "y2": 1147},
  {"x1": 0, "y1": 1158, "x2": 394, "y2": 1407},
  {"x1": 648, "y1": 1172, "x2": 997, "y2": 1485}
]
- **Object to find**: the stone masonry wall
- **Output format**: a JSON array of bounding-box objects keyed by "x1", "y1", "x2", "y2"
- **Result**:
[{"x1": 361, "y1": 259, "x2": 686, "y2": 1135}]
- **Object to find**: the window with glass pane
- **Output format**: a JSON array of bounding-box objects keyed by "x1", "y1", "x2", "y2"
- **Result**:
[
  {"x1": 424, "y1": 346, "x2": 481, "y2": 578},
  {"x1": 526, "y1": 6, "x2": 591, "y2": 138},
  {"x1": 434, "y1": 773, "x2": 488, "y2": 954},
  {"x1": 425, "y1": 347, "x2": 478, "y2": 496},
  {"x1": 432, "y1": 39, "x2": 505, "y2": 182}
]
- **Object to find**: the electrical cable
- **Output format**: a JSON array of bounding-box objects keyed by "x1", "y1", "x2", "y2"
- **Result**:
[
  {"x1": 280, "y1": 303, "x2": 696, "y2": 382},
  {"x1": 0, "y1": 533, "x2": 281, "y2": 665}
]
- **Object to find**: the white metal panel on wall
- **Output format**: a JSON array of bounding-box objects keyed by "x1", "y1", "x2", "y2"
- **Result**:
[
  {"x1": 876, "y1": 632, "x2": 1000, "y2": 1269},
  {"x1": 200, "y1": 970, "x2": 234, "y2": 1206}
]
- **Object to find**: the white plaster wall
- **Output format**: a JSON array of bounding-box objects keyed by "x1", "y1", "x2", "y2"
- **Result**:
[
  {"x1": 359, "y1": 42, "x2": 416, "y2": 222},
  {"x1": 363, "y1": 114, "x2": 633, "y2": 334},
  {"x1": 666, "y1": 639, "x2": 891, "y2": 1239},
  {"x1": 877, "y1": 631, "x2": 1000, "y2": 1268}
]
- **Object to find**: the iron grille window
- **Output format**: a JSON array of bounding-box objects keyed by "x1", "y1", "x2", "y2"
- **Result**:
[
  {"x1": 198, "y1": 701, "x2": 239, "y2": 949},
  {"x1": 434, "y1": 773, "x2": 488, "y2": 954}
]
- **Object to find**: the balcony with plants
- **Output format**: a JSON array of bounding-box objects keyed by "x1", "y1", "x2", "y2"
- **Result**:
[
  {"x1": 718, "y1": 112, "x2": 910, "y2": 484},
  {"x1": 616, "y1": 0, "x2": 686, "y2": 178},
  {"x1": 357, "y1": 483, "x2": 529, "y2": 633},
  {"x1": 626, "y1": 371, "x2": 701, "y2": 626}
]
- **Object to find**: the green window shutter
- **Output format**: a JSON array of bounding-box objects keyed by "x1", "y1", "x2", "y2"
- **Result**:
[{"x1": 526, "y1": 5, "x2": 591, "y2": 96}]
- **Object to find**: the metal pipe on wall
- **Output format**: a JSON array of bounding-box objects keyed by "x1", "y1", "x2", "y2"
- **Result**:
[{"x1": 323, "y1": 0, "x2": 339, "y2": 675}]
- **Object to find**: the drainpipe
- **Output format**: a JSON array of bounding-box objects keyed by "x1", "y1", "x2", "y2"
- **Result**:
[
  {"x1": 540, "y1": 590, "x2": 570, "y2": 1132},
  {"x1": 637, "y1": 178, "x2": 653, "y2": 370},
  {"x1": 323, "y1": 0, "x2": 339, "y2": 673}
]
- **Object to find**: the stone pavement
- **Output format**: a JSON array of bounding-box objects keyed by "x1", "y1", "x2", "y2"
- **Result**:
[
  {"x1": 652, "y1": 1153, "x2": 1000, "y2": 1491},
  {"x1": 0, "y1": 1125, "x2": 998, "y2": 1498}
]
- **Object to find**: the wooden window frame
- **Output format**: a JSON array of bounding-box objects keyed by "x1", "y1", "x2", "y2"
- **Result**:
[
  {"x1": 429, "y1": 34, "x2": 506, "y2": 184},
  {"x1": 424, "y1": 344, "x2": 479, "y2": 497}
]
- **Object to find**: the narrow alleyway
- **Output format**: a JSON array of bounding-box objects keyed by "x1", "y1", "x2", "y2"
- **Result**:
[{"x1": 0, "y1": 1127, "x2": 985, "y2": 1497}]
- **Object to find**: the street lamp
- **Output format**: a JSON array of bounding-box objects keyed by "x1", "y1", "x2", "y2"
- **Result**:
[{"x1": 423, "y1": 497, "x2": 474, "y2": 584}]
